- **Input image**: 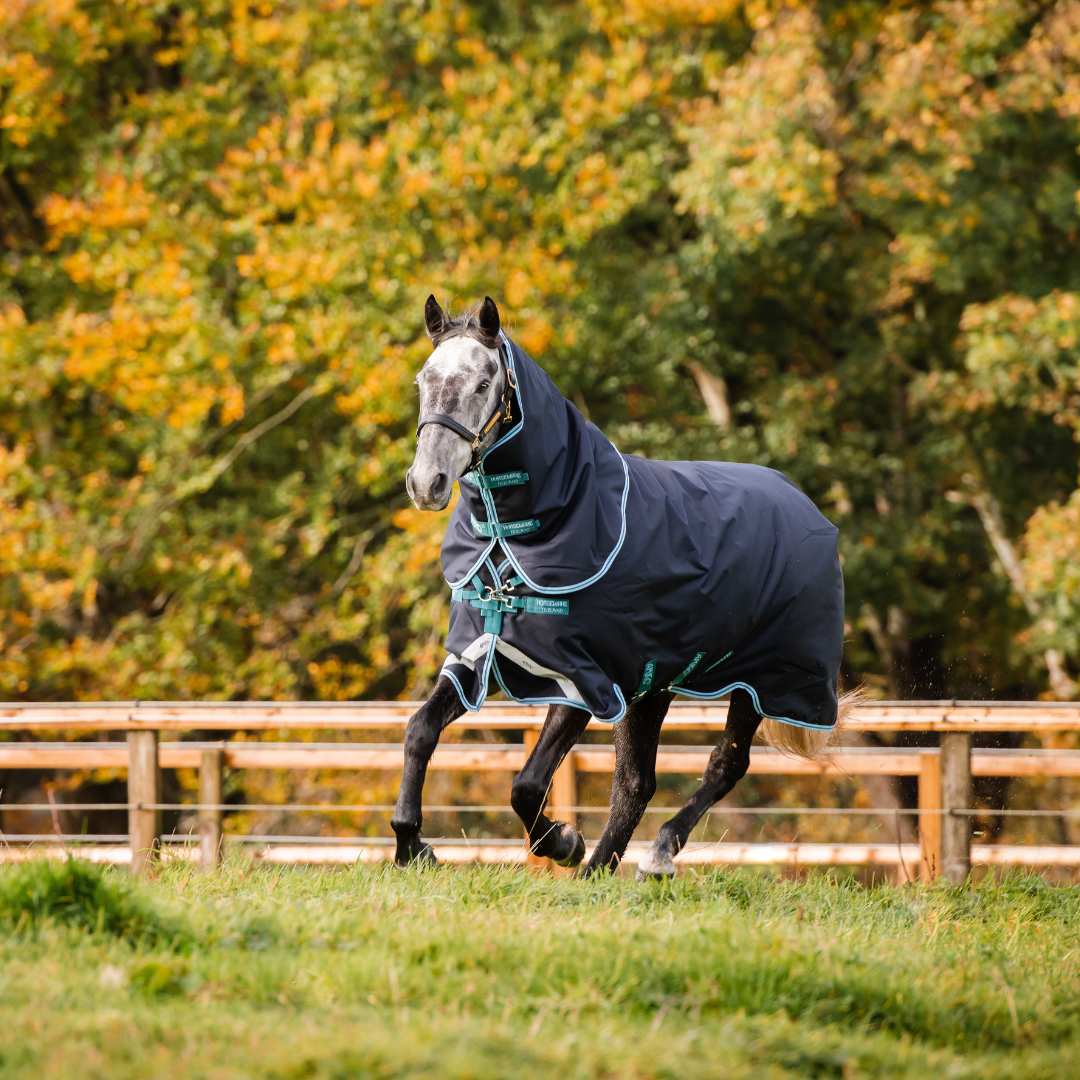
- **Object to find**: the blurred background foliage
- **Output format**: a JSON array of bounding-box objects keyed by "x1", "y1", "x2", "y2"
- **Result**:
[{"x1": 1, "y1": 0, "x2": 1078, "y2": 715}]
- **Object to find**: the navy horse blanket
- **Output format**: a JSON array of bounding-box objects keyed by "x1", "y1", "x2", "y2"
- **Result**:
[{"x1": 441, "y1": 334, "x2": 844, "y2": 729}]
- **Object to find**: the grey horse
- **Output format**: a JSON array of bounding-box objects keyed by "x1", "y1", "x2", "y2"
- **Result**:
[{"x1": 395, "y1": 295, "x2": 856, "y2": 877}]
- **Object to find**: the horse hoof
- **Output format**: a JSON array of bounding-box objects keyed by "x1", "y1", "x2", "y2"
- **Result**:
[
  {"x1": 395, "y1": 841, "x2": 437, "y2": 868},
  {"x1": 553, "y1": 825, "x2": 586, "y2": 868},
  {"x1": 635, "y1": 849, "x2": 676, "y2": 881}
]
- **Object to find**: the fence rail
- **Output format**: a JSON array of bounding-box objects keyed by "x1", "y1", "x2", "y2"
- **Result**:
[
  {"x1": 4, "y1": 699, "x2": 1080, "y2": 732},
  {"x1": 2, "y1": 701, "x2": 1078, "y2": 881}
]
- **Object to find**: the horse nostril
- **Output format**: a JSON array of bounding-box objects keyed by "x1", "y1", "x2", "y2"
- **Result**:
[{"x1": 408, "y1": 469, "x2": 450, "y2": 506}]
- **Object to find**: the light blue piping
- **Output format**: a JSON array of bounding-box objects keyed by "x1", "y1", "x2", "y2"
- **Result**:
[
  {"x1": 469, "y1": 550, "x2": 827, "y2": 733},
  {"x1": 442, "y1": 637, "x2": 628, "y2": 723},
  {"x1": 445, "y1": 537, "x2": 498, "y2": 592},
  {"x1": 457, "y1": 333, "x2": 525, "y2": 480},
  {"x1": 445, "y1": 334, "x2": 522, "y2": 591},
  {"x1": 456, "y1": 331, "x2": 631, "y2": 597},
  {"x1": 672, "y1": 680, "x2": 836, "y2": 731},
  {"x1": 440, "y1": 338, "x2": 827, "y2": 731},
  {"x1": 481, "y1": 333, "x2": 525, "y2": 459},
  {"x1": 478, "y1": 451, "x2": 631, "y2": 596},
  {"x1": 439, "y1": 635, "x2": 498, "y2": 712},
  {"x1": 490, "y1": 653, "x2": 627, "y2": 723},
  {"x1": 441, "y1": 667, "x2": 484, "y2": 712},
  {"x1": 448, "y1": 553, "x2": 627, "y2": 721}
]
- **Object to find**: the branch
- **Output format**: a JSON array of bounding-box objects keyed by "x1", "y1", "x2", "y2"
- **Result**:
[
  {"x1": 174, "y1": 383, "x2": 318, "y2": 502},
  {"x1": 959, "y1": 475, "x2": 1076, "y2": 700},
  {"x1": 331, "y1": 529, "x2": 374, "y2": 596},
  {"x1": 120, "y1": 384, "x2": 320, "y2": 572}
]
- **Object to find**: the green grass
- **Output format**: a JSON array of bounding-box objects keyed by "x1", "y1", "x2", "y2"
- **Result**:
[{"x1": 0, "y1": 859, "x2": 1077, "y2": 1078}]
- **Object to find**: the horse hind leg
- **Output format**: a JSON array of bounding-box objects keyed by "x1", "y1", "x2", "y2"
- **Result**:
[
  {"x1": 511, "y1": 703, "x2": 591, "y2": 866},
  {"x1": 638, "y1": 687, "x2": 761, "y2": 880},
  {"x1": 582, "y1": 692, "x2": 671, "y2": 876}
]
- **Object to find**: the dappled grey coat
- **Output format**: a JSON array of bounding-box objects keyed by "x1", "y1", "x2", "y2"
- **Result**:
[{"x1": 440, "y1": 335, "x2": 844, "y2": 729}]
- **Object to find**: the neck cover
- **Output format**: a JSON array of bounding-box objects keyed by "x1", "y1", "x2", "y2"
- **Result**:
[{"x1": 439, "y1": 334, "x2": 844, "y2": 727}]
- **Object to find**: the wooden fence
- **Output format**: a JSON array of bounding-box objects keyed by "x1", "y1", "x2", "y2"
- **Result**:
[{"x1": 2, "y1": 701, "x2": 1079, "y2": 881}]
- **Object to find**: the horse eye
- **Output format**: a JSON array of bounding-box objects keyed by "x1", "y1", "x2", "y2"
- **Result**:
[{"x1": 477, "y1": 380, "x2": 490, "y2": 393}]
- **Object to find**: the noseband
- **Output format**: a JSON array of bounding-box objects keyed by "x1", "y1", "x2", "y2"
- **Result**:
[{"x1": 416, "y1": 346, "x2": 516, "y2": 472}]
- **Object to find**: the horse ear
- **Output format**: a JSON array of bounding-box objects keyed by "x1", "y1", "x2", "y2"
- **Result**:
[
  {"x1": 477, "y1": 296, "x2": 500, "y2": 345},
  {"x1": 424, "y1": 294, "x2": 447, "y2": 342}
]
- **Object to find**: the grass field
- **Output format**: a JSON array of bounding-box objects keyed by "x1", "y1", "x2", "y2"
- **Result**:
[{"x1": 1, "y1": 859, "x2": 1078, "y2": 1078}]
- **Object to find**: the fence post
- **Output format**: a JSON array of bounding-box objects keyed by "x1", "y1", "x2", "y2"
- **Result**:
[
  {"x1": 127, "y1": 730, "x2": 160, "y2": 875},
  {"x1": 199, "y1": 745, "x2": 224, "y2": 870},
  {"x1": 918, "y1": 749, "x2": 942, "y2": 882},
  {"x1": 550, "y1": 752, "x2": 577, "y2": 829},
  {"x1": 940, "y1": 733, "x2": 972, "y2": 884}
]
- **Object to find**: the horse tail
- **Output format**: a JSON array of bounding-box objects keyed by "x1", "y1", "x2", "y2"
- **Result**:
[{"x1": 759, "y1": 686, "x2": 864, "y2": 759}]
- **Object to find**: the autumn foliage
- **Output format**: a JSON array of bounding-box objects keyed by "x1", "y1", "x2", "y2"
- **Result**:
[{"x1": 1, "y1": 0, "x2": 1078, "y2": 707}]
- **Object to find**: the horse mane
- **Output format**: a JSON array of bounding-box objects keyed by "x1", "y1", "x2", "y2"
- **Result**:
[{"x1": 429, "y1": 305, "x2": 500, "y2": 349}]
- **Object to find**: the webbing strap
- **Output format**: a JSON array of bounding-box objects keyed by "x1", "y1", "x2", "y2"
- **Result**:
[
  {"x1": 632, "y1": 660, "x2": 657, "y2": 701},
  {"x1": 470, "y1": 514, "x2": 540, "y2": 539},
  {"x1": 451, "y1": 589, "x2": 570, "y2": 617},
  {"x1": 670, "y1": 651, "x2": 706, "y2": 688},
  {"x1": 452, "y1": 578, "x2": 569, "y2": 635},
  {"x1": 474, "y1": 470, "x2": 529, "y2": 490},
  {"x1": 705, "y1": 649, "x2": 734, "y2": 672}
]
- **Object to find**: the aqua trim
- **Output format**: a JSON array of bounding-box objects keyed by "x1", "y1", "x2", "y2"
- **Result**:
[
  {"x1": 491, "y1": 653, "x2": 627, "y2": 723},
  {"x1": 479, "y1": 335, "x2": 525, "y2": 460},
  {"x1": 443, "y1": 334, "x2": 522, "y2": 591},
  {"x1": 444, "y1": 537, "x2": 498, "y2": 592},
  {"x1": 456, "y1": 331, "x2": 631, "y2": 597},
  {"x1": 669, "y1": 651, "x2": 706, "y2": 689},
  {"x1": 479, "y1": 450, "x2": 631, "y2": 596},
  {"x1": 442, "y1": 666, "x2": 484, "y2": 712},
  {"x1": 470, "y1": 514, "x2": 540, "y2": 539},
  {"x1": 672, "y1": 679, "x2": 836, "y2": 731},
  {"x1": 440, "y1": 635, "x2": 498, "y2": 712},
  {"x1": 452, "y1": 563, "x2": 570, "y2": 635},
  {"x1": 476, "y1": 470, "x2": 529, "y2": 490}
]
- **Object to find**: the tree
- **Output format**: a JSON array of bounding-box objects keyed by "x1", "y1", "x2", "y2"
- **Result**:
[{"x1": 1, "y1": 0, "x2": 1077, "y2": 718}]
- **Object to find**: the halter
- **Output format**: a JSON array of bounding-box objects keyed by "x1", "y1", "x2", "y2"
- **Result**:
[{"x1": 415, "y1": 346, "x2": 516, "y2": 472}]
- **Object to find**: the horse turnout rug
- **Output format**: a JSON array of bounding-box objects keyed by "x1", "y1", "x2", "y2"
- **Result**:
[{"x1": 440, "y1": 334, "x2": 844, "y2": 729}]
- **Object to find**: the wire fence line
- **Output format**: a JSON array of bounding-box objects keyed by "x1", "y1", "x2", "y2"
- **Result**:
[
  {"x1": 3, "y1": 701, "x2": 1079, "y2": 878},
  {"x1": 4, "y1": 802, "x2": 1079, "y2": 818}
]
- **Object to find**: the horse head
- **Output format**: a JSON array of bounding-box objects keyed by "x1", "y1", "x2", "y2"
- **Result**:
[{"x1": 407, "y1": 294, "x2": 508, "y2": 510}]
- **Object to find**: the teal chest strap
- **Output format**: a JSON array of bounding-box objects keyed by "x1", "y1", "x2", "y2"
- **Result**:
[
  {"x1": 452, "y1": 575, "x2": 570, "y2": 635},
  {"x1": 470, "y1": 515, "x2": 540, "y2": 539},
  {"x1": 473, "y1": 470, "x2": 529, "y2": 490}
]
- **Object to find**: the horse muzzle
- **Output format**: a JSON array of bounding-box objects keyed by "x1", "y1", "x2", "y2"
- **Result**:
[{"x1": 406, "y1": 465, "x2": 452, "y2": 511}]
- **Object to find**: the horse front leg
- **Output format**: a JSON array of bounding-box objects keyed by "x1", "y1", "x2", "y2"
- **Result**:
[
  {"x1": 391, "y1": 677, "x2": 465, "y2": 866},
  {"x1": 511, "y1": 703, "x2": 591, "y2": 866}
]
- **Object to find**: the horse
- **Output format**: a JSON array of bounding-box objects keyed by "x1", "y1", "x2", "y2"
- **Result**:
[{"x1": 394, "y1": 295, "x2": 856, "y2": 878}]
